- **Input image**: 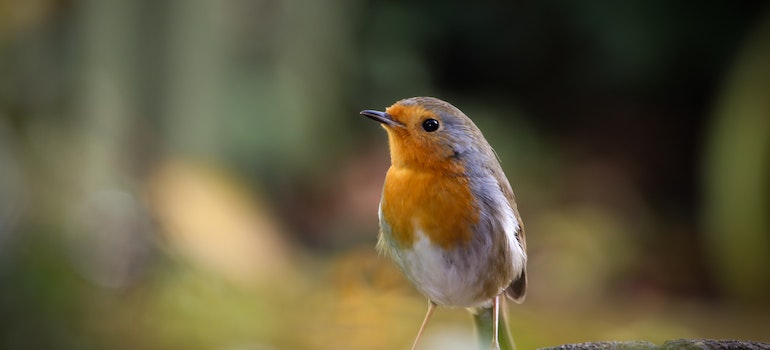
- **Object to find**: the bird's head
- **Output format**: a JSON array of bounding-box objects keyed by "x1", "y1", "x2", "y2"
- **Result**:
[{"x1": 361, "y1": 97, "x2": 485, "y2": 173}]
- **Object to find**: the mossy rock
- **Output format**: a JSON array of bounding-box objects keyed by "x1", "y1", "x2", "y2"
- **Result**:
[
  {"x1": 659, "y1": 339, "x2": 770, "y2": 350},
  {"x1": 540, "y1": 341, "x2": 656, "y2": 350},
  {"x1": 539, "y1": 339, "x2": 770, "y2": 350}
]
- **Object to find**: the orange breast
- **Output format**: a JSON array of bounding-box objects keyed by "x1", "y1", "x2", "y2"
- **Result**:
[{"x1": 381, "y1": 166, "x2": 479, "y2": 250}]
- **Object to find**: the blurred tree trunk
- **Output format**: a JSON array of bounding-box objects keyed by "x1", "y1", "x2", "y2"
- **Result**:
[
  {"x1": 67, "y1": 0, "x2": 152, "y2": 288},
  {"x1": 162, "y1": 0, "x2": 228, "y2": 157},
  {"x1": 703, "y1": 8, "x2": 770, "y2": 302}
]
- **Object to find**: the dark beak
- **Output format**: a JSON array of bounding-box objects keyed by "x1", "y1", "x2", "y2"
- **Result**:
[{"x1": 360, "y1": 110, "x2": 403, "y2": 127}]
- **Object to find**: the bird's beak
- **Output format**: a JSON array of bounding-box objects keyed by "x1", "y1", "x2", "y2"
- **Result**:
[{"x1": 360, "y1": 110, "x2": 403, "y2": 128}]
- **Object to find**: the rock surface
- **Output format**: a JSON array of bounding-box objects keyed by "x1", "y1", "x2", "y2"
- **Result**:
[{"x1": 539, "y1": 339, "x2": 770, "y2": 350}]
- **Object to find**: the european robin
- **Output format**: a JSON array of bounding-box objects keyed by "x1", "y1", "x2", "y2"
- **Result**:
[{"x1": 360, "y1": 97, "x2": 527, "y2": 350}]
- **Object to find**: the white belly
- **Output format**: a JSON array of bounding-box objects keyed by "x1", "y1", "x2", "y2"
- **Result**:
[{"x1": 393, "y1": 230, "x2": 490, "y2": 308}]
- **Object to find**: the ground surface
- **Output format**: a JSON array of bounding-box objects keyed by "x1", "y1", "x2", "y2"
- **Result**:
[{"x1": 540, "y1": 339, "x2": 770, "y2": 350}]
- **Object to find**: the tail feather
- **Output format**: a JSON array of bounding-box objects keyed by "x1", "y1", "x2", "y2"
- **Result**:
[{"x1": 505, "y1": 270, "x2": 527, "y2": 303}]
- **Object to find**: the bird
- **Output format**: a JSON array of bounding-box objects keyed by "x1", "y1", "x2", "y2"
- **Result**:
[{"x1": 360, "y1": 97, "x2": 527, "y2": 350}]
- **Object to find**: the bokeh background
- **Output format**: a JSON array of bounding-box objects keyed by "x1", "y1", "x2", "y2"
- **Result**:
[{"x1": 1, "y1": 1, "x2": 769, "y2": 349}]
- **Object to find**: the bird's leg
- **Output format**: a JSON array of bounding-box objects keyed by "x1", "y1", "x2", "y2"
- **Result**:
[
  {"x1": 489, "y1": 295, "x2": 500, "y2": 350},
  {"x1": 411, "y1": 300, "x2": 437, "y2": 350}
]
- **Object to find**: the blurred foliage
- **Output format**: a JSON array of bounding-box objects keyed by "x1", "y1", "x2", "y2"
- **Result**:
[{"x1": 1, "y1": 1, "x2": 770, "y2": 349}]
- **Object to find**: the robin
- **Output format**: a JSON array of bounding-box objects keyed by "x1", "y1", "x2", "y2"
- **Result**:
[{"x1": 361, "y1": 97, "x2": 527, "y2": 350}]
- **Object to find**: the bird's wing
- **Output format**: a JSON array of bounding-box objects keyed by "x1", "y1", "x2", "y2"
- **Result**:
[{"x1": 491, "y1": 163, "x2": 527, "y2": 303}]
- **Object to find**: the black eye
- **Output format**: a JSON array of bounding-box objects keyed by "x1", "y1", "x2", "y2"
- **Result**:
[{"x1": 422, "y1": 119, "x2": 439, "y2": 132}]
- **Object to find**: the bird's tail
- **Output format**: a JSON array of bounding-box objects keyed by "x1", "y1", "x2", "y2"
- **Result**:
[{"x1": 470, "y1": 300, "x2": 515, "y2": 350}]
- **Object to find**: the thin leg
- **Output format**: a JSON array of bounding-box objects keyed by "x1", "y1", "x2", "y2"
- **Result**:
[
  {"x1": 490, "y1": 295, "x2": 500, "y2": 350},
  {"x1": 411, "y1": 300, "x2": 437, "y2": 350}
]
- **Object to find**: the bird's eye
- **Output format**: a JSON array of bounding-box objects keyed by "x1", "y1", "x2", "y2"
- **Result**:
[{"x1": 422, "y1": 119, "x2": 439, "y2": 132}]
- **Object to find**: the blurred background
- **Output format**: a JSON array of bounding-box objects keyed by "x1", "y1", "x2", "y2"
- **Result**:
[{"x1": 1, "y1": 1, "x2": 769, "y2": 349}]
